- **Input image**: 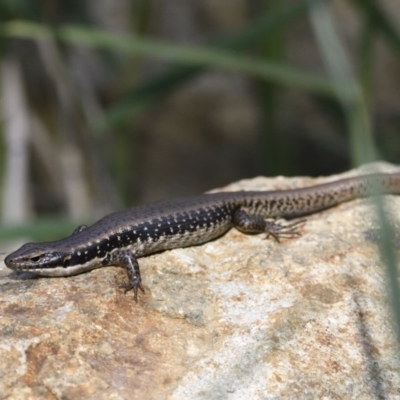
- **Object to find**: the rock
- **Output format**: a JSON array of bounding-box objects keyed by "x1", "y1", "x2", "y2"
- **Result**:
[{"x1": 1, "y1": 162, "x2": 400, "y2": 399}]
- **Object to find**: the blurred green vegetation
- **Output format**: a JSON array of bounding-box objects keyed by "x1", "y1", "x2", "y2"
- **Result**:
[
  {"x1": 0, "y1": 0, "x2": 399, "y2": 238},
  {"x1": 0, "y1": 216, "x2": 89, "y2": 242}
]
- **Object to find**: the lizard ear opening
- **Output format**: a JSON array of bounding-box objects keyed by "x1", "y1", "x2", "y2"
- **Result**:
[{"x1": 62, "y1": 254, "x2": 72, "y2": 268}]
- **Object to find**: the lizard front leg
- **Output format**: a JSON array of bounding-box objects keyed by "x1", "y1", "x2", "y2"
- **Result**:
[{"x1": 106, "y1": 250, "x2": 145, "y2": 301}]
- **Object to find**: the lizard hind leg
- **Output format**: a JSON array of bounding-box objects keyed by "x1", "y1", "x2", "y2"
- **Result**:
[{"x1": 233, "y1": 209, "x2": 305, "y2": 243}]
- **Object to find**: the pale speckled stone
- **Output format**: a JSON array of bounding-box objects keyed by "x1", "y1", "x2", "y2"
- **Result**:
[{"x1": 1, "y1": 162, "x2": 400, "y2": 399}]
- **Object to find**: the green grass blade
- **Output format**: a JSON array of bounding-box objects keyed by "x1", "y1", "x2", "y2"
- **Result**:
[
  {"x1": 102, "y1": 0, "x2": 324, "y2": 128},
  {"x1": 0, "y1": 20, "x2": 344, "y2": 111},
  {"x1": 351, "y1": 0, "x2": 400, "y2": 55}
]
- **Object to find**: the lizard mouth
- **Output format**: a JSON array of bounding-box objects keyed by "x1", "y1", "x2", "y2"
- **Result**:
[{"x1": 4, "y1": 251, "x2": 68, "y2": 270}]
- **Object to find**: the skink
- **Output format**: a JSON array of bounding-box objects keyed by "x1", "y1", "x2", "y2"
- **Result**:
[{"x1": 5, "y1": 172, "x2": 400, "y2": 301}]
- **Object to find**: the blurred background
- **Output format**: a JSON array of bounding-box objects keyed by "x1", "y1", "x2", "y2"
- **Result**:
[{"x1": 0, "y1": 0, "x2": 400, "y2": 242}]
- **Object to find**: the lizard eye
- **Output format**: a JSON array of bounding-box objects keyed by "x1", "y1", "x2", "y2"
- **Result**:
[{"x1": 30, "y1": 254, "x2": 45, "y2": 262}]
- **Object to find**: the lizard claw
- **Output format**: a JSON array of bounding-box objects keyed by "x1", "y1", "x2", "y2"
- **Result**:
[
  {"x1": 264, "y1": 219, "x2": 306, "y2": 243},
  {"x1": 120, "y1": 281, "x2": 145, "y2": 302}
]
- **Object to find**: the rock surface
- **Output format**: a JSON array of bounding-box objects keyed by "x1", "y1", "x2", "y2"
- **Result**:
[{"x1": 1, "y1": 162, "x2": 400, "y2": 399}]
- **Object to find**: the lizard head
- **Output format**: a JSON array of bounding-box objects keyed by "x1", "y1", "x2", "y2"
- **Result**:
[{"x1": 4, "y1": 242, "x2": 71, "y2": 272}]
